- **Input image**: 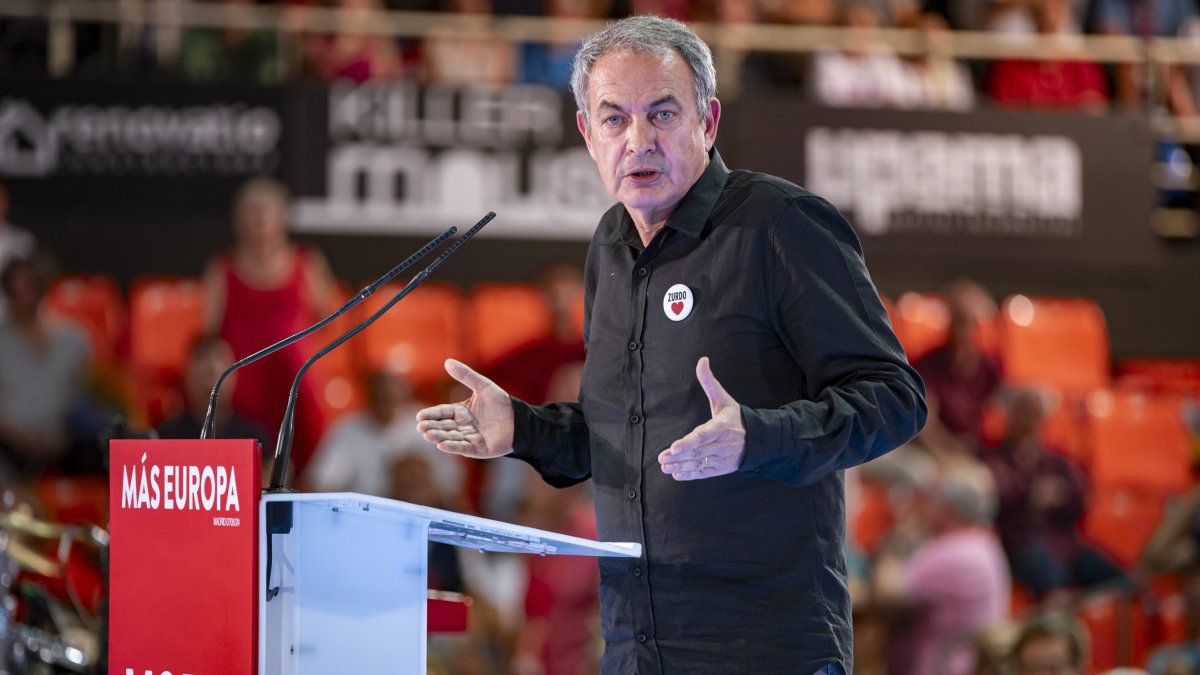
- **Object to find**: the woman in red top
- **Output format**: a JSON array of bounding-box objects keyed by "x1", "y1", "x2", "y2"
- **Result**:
[
  {"x1": 987, "y1": 0, "x2": 1110, "y2": 111},
  {"x1": 204, "y1": 177, "x2": 335, "y2": 479}
]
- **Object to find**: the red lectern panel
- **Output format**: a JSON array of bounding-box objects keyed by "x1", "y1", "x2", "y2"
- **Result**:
[{"x1": 109, "y1": 439, "x2": 261, "y2": 675}]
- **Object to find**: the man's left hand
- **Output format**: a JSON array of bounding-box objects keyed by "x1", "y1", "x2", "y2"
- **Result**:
[{"x1": 658, "y1": 357, "x2": 746, "y2": 481}]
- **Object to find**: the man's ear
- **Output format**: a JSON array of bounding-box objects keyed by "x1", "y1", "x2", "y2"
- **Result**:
[
  {"x1": 576, "y1": 110, "x2": 596, "y2": 161},
  {"x1": 704, "y1": 98, "x2": 721, "y2": 151}
]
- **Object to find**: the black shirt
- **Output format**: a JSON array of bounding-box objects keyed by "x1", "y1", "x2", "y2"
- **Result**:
[{"x1": 510, "y1": 149, "x2": 927, "y2": 675}]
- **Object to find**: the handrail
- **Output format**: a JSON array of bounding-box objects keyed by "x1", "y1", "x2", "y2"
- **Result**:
[{"x1": 1, "y1": 0, "x2": 1199, "y2": 66}]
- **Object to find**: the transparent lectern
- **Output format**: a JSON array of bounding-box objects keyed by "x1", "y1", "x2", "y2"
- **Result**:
[{"x1": 258, "y1": 492, "x2": 641, "y2": 675}]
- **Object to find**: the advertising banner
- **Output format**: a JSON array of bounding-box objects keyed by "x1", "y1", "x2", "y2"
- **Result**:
[{"x1": 725, "y1": 102, "x2": 1158, "y2": 275}]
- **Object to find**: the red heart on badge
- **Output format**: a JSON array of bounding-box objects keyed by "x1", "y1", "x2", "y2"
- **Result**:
[{"x1": 671, "y1": 301, "x2": 684, "y2": 315}]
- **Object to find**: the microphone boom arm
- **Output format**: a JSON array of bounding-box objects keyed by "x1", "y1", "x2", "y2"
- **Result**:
[{"x1": 267, "y1": 211, "x2": 495, "y2": 492}]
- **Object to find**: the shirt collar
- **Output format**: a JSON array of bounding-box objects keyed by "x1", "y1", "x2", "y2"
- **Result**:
[{"x1": 617, "y1": 147, "x2": 731, "y2": 244}]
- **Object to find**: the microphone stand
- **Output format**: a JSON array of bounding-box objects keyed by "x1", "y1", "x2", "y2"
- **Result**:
[{"x1": 267, "y1": 211, "x2": 495, "y2": 492}]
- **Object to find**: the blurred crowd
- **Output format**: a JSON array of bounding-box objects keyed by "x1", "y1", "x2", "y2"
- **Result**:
[
  {"x1": 0, "y1": 167, "x2": 1197, "y2": 673},
  {"x1": 3, "y1": 0, "x2": 1200, "y2": 121}
]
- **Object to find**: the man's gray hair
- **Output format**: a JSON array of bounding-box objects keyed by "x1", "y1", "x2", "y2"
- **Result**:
[{"x1": 570, "y1": 16, "x2": 717, "y2": 130}]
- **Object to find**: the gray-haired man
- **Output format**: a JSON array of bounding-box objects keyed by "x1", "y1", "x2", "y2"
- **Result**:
[{"x1": 419, "y1": 16, "x2": 926, "y2": 674}]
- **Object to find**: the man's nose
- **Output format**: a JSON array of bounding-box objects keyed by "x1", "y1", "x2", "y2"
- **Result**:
[{"x1": 626, "y1": 116, "x2": 657, "y2": 155}]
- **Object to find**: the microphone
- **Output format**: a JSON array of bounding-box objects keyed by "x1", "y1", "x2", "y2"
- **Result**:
[
  {"x1": 199, "y1": 227, "x2": 458, "y2": 440},
  {"x1": 267, "y1": 211, "x2": 496, "y2": 492}
]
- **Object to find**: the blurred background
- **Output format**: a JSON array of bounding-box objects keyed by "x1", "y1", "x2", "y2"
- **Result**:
[{"x1": 0, "y1": 0, "x2": 1199, "y2": 673}]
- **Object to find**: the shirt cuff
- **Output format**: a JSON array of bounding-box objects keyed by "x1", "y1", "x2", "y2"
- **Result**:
[
  {"x1": 508, "y1": 396, "x2": 556, "y2": 466},
  {"x1": 739, "y1": 404, "x2": 772, "y2": 473}
]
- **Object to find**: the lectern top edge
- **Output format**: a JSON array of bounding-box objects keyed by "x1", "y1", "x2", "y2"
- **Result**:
[{"x1": 262, "y1": 491, "x2": 643, "y2": 558}]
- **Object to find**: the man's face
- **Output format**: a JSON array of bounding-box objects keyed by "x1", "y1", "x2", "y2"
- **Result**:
[{"x1": 577, "y1": 49, "x2": 719, "y2": 226}]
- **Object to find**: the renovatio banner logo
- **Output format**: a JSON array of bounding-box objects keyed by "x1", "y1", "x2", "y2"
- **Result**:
[{"x1": 0, "y1": 96, "x2": 280, "y2": 177}]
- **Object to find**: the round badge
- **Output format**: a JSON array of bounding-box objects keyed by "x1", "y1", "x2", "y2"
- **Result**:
[{"x1": 663, "y1": 284, "x2": 694, "y2": 322}]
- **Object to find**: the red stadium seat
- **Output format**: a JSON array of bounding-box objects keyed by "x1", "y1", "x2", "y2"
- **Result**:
[
  {"x1": 1117, "y1": 358, "x2": 1200, "y2": 396},
  {"x1": 1078, "y1": 589, "x2": 1124, "y2": 672},
  {"x1": 851, "y1": 479, "x2": 893, "y2": 555},
  {"x1": 127, "y1": 277, "x2": 207, "y2": 425},
  {"x1": 358, "y1": 282, "x2": 466, "y2": 398},
  {"x1": 310, "y1": 282, "x2": 366, "y2": 423},
  {"x1": 1084, "y1": 388, "x2": 1192, "y2": 494},
  {"x1": 1083, "y1": 488, "x2": 1165, "y2": 569},
  {"x1": 468, "y1": 283, "x2": 553, "y2": 366},
  {"x1": 999, "y1": 295, "x2": 1110, "y2": 397},
  {"x1": 892, "y1": 292, "x2": 950, "y2": 362},
  {"x1": 45, "y1": 274, "x2": 126, "y2": 367}
]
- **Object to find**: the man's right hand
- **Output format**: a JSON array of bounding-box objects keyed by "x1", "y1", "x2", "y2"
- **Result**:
[{"x1": 416, "y1": 359, "x2": 515, "y2": 459}]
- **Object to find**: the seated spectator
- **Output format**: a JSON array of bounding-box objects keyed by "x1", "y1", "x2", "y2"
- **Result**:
[
  {"x1": 308, "y1": 369, "x2": 463, "y2": 497},
  {"x1": 513, "y1": 480, "x2": 600, "y2": 675},
  {"x1": 874, "y1": 464, "x2": 1011, "y2": 675},
  {"x1": 983, "y1": 386, "x2": 1126, "y2": 599},
  {"x1": 0, "y1": 180, "x2": 36, "y2": 319},
  {"x1": 483, "y1": 263, "x2": 585, "y2": 407},
  {"x1": 812, "y1": 3, "x2": 911, "y2": 108},
  {"x1": 1009, "y1": 613, "x2": 1088, "y2": 675},
  {"x1": 518, "y1": 0, "x2": 598, "y2": 90},
  {"x1": 897, "y1": 12, "x2": 976, "y2": 110},
  {"x1": 178, "y1": 0, "x2": 285, "y2": 84},
  {"x1": 913, "y1": 279, "x2": 1003, "y2": 455},
  {"x1": 0, "y1": 257, "x2": 91, "y2": 477},
  {"x1": 1092, "y1": 0, "x2": 1196, "y2": 114},
  {"x1": 422, "y1": 0, "x2": 516, "y2": 86},
  {"x1": 987, "y1": 0, "x2": 1109, "y2": 110},
  {"x1": 1148, "y1": 641, "x2": 1200, "y2": 675},
  {"x1": 388, "y1": 453, "x2": 467, "y2": 592},
  {"x1": 204, "y1": 177, "x2": 335, "y2": 475},
  {"x1": 157, "y1": 334, "x2": 268, "y2": 447},
  {"x1": 304, "y1": 0, "x2": 403, "y2": 82}
]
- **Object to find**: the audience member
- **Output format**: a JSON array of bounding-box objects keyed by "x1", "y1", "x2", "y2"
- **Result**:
[
  {"x1": 898, "y1": 12, "x2": 976, "y2": 109},
  {"x1": 0, "y1": 257, "x2": 91, "y2": 477},
  {"x1": 156, "y1": 334, "x2": 269, "y2": 447},
  {"x1": 812, "y1": 3, "x2": 912, "y2": 108},
  {"x1": 204, "y1": 177, "x2": 335, "y2": 475},
  {"x1": 987, "y1": 0, "x2": 1109, "y2": 110},
  {"x1": 0, "y1": 180, "x2": 36, "y2": 319},
  {"x1": 518, "y1": 0, "x2": 599, "y2": 90},
  {"x1": 1010, "y1": 613, "x2": 1088, "y2": 675},
  {"x1": 422, "y1": 0, "x2": 517, "y2": 86},
  {"x1": 388, "y1": 453, "x2": 467, "y2": 592},
  {"x1": 874, "y1": 464, "x2": 1010, "y2": 675},
  {"x1": 483, "y1": 263, "x2": 585, "y2": 407},
  {"x1": 304, "y1": 0, "x2": 404, "y2": 82},
  {"x1": 1092, "y1": 0, "x2": 1196, "y2": 113},
  {"x1": 178, "y1": 0, "x2": 286, "y2": 84},
  {"x1": 984, "y1": 386, "x2": 1127, "y2": 599},
  {"x1": 308, "y1": 370, "x2": 463, "y2": 497},
  {"x1": 512, "y1": 479, "x2": 600, "y2": 675},
  {"x1": 912, "y1": 279, "x2": 1003, "y2": 455}
]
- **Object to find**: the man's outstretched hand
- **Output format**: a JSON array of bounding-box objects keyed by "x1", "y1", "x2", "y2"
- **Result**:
[
  {"x1": 658, "y1": 357, "x2": 746, "y2": 481},
  {"x1": 416, "y1": 359, "x2": 515, "y2": 459}
]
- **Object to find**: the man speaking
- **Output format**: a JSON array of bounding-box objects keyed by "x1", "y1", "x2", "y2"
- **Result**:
[{"x1": 418, "y1": 15, "x2": 926, "y2": 675}]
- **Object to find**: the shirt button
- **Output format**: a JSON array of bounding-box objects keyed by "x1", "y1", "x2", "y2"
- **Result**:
[
  {"x1": 629, "y1": 414, "x2": 641, "y2": 424},
  {"x1": 633, "y1": 567, "x2": 643, "y2": 577},
  {"x1": 637, "y1": 633, "x2": 648, "y2": 643},
  {"x1": 637, "y1": 267, "x2": 648, "y2": 277},
  {"x1": 628, "y1": 341, "x2": 639, "y2": 351},
  {"x1": 627, "y1": 488, "x2": 637, "y2": 500}
]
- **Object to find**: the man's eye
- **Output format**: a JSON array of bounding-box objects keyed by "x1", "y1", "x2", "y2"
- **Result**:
[
  {"x1": 604, "y1": 115, "x2": 622, "y2": 126},
  {"x1": 655, "y1": 111, "x2": 676, "y2": 121}
]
